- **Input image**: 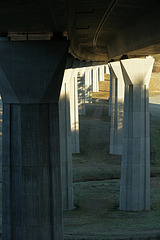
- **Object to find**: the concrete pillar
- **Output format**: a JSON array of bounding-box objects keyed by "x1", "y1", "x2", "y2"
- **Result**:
[
  {"x1": 120, "y1": 58, "x2": 154, "y2": 211},
  {"x1": 99, "y1": 65, "x2": 104, "y2": 81},
  {"x1": 92, "y1": 66, "x2": 99, "y2": 92},
  {"x1": 70, "y1": 64, "x2": 80, "y2": 153},
  {"x1": 0, "y1": 40, "x2": 69, "y2": 239},
  {"x1": 109, "y1": 62, "x2": 124, "y2": 155},
  {"x1": 77, "y1": 66, "x2": 86, "y2": 115},
  {"x1": 59, "y1": 68, "x2": 73, "y2": 210},
  {"x1": 109, "y1": 68, "x2": 113, "y2": 116},
  {"x1": 84, "y1": 67, "x2": 92, "y2": 103},
  {"x1": 104, "y1": 64, "x2": 110, "y2": 74}
]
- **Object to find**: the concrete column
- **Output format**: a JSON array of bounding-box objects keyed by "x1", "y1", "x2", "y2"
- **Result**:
[
  {"x1": 84, "y1": 67, "x2": 92, "y2": 103},
  {"x1": 109, "y1": 62, "x2": 124, "y2": 155},
  {"x1": 109, "y1": 68, "x2": 113, "y2": 116},
  {"x1": 104, "y1": 64, "x2": 110, "y2": 74},
  {"x1": 70, "y1": 66, "x2": 80, "y2": 153},
  {"x1": 0, "y1": 40, "x2": 69, "y2": 239},
  {"x1": 99, "y1": 65, "x2": 104, "y2": 81},
  {"x1": 59, "y1": 69, "x2": 73, "y2": 210},
  {"x1": 120, "y1": 58, "x2": 154, "y2": 211},
  {"x1": 92, "y1": 66, "x2": 99, "y2": 92},
  {"x1": 77, "y1": 67, "x2": 86, "y2": 115}
]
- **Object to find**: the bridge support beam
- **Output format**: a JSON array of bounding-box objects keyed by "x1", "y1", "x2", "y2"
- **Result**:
[
  {"x1": 109, "y1": 62, "x2": 124, "y2": 155},
  {"x1": 99, "y1": 65, "x2": 104, "y2": 81},
  {"x1": 1, "y1": 40, "x2": 69, "y2": 239},
  {"x1": 84, "y1": 67, "x2": 92, "y2": 103},
  {"x1": 59, "y1": 69, "x2": 73, "y2": 210},
  {"x1": 109, "y1": 68, "x2": 112, "y2": 116},
  {"x1": 104, "y1": 64, "x2": 110, "y2": 74},
  {"x1": 77, "y1": 68, "x2": 86, "y2": 115},
  {"x1": 92, "y1": 66, "x2": 99, "y2": 92},
  {"x1": 70, "y1": 67, "x2": 80, "y2": 153},
  {"x1": 120, "y1": 58, "x2": 154, "y2": 211}
]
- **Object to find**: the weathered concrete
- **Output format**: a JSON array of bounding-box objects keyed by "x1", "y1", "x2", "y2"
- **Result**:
[
  {"x1": 109, "y1": 62, "x2": 124, "y2": 155},
  {"x1": 70, "y1": 61, "x2": 80, "y2": 153},
  {"x1": 0, "y1": 40, "x2": 69, "y2": 239},
  {"x1": 59, "y1": 69, "x2": 74, "y2": 210},
  {"x1": 120, "y1": 58, "x2": 154, "y2": 211}
]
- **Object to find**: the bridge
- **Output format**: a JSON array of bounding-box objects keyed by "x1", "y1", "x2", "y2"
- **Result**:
[{"x1": 0, "y1": 0, "x2": 159, "y2": 239}]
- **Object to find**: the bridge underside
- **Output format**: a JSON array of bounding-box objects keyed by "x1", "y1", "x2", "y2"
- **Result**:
[{"x1": 0, "y1": 0, "x2": 160, "y2": 61}]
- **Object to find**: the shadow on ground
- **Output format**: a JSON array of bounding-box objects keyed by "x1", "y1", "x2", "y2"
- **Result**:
[{"x1": 64, "y1": 95, "x2": 160, "y2": 240}]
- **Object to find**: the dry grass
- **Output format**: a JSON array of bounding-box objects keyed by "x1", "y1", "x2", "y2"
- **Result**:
[
  {"x1": 149, "y1": 73, "x2": 160, "y2": 96},
  {"x1": 64, "y1": 79, "x2": 160, "y2": 240}
]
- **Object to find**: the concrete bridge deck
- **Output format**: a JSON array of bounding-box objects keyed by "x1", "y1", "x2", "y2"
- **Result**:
[{"x1": 0, "y1": 0, "x2": 159, "y2": 61}]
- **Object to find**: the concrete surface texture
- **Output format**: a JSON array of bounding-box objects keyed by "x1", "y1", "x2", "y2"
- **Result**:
[
  {"x1": 0, "y1": 1, "x2": 160, "y2": 61},
  {"x1": 109, "y1": 69, "x2": 112, "y2": 116},
  {"x1": 70, "y1": 68, "x2": 80, "y2": 153},
  {"x1": 92, "y1": 66, "x2": 99, "y2": 92},
  {"x1": 109, "y1": 61, "x2": 124, "y2": 155},
  {"x1": 77, "y1": 68, "x2": 86, "y2": 115},
  {"x1": 98, "y1": 65, "x2": 104, "y2": 81},
  {"x1": 0, "y1": 40, "x2": 69, "y2": 239},
  {"x1": 59, "y1": 69, "x2": 74, "y2": 210},
  {"x1": 120, "y1": 58, "x2": 154, "y2": 211},
  {"x1": 84, "y1": 67, "x2": 92, "y2": 104},
  {"x1": 104, "y1": 64, "x2": 110, "y2": 74},
  {"x1": 67, "y1": 1, "x2": 160, "y2": 61}
]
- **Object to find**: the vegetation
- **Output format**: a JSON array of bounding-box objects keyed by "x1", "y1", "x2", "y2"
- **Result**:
[
  {"x1": 64, "y1": 77, "x2": 160, "y2": 240},
  {"x1": 152, "y1": 54, "x2": 160, "y2": 72}
]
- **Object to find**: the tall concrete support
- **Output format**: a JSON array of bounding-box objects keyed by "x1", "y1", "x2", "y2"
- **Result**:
[
  {"x1": 77, "y1": 67, "x2": 86, "y2": 115},
  {"x1": 92, "y1": 66, "x2": 99, "y2": 92},
  {"x1": 99, "y1": 65, "x2": 104, "y2": 81},
  {"x1": 109, "y1": 62, "x2": 124, "y2": 155},
  {"x1": 120, "y1": 58, "x2": 154, "y2": 211},
  {"x1": 84, "y1": 67, "x2": 92, "y2": 103},
  {"x1": 109, "y1": 69, "x2": 113, "y2": 116},
  {"x1": 70, "y1": 65, "x2": 80, "y2": 153},
  {"x1": 59, "y1": 69, "x2": 73, "y2": 210},
  {"x1": 104, "y1": 64, "x2": 110, "y2": 74},
  {"x1": 0, "y1": 40, "x2": 69, "y2": 239}
]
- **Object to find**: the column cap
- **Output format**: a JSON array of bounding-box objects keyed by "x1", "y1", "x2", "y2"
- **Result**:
[
  {"x1": 0, "y1": 40, "x2": 69, "y2": 103},
  {"x1": 120, "y1": 58, "x2": 154, "y2": 85},
  {"x1": 109, "y1": 61, "x2": 124, "y2": 82}
]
